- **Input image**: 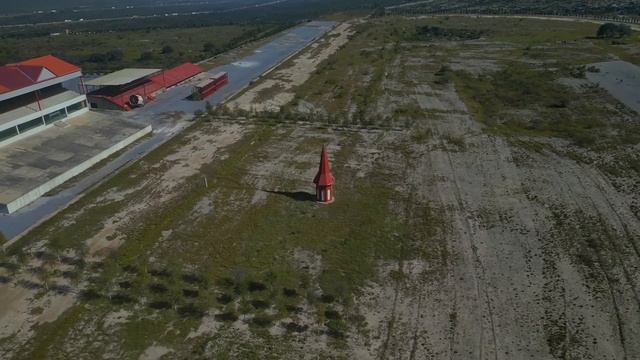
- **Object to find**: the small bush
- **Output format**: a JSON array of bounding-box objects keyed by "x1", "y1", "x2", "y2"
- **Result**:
[
  {"x1": 325, "y1": 309, "x2": 341, "y2": 320},
  {"x1": 248, "y1": 281, "x2": 267, "y2": 292},
  {"x1": 597, "y1": 23, "x2": 632, "y2": 38},
  {"x1": 252, "y1": 315, "x2": 273, "y2": 327},
  {"x1": 79, "y1": 289, "x2": 101, "y2": 301},
  {"x1": 0, "y1": 261, "x2": 19, "y2": 273},
  {"x1": 122, "y1": 265, "x2": 139, "y2": 274},
  {"x1": 285, "y1": 305, "x2": 303, "y2": 314},
  {"x1": 182, "y1": 273, "x2": 204, "y2": 285},
  {"x1": 149, "y1": 268, "x2": 171, "y2": 278},
  {"x1": 149, "y1": 283, "x2": 168, "y2": 294},
  {"x1": 413, "y1": 25, "x2": 483, "y2": 41},
  {"x1": 320, "y1": 294, "x2": 335, "y2": 303},
  {"x1": 326, "y1": 319, "x2": 348, "y2": 339},
  {"x1": 161, "y1": 45, "x2": 174, "y2": 54},
  {"x1": 215, "y1": 312, "x2": 239, "y2": 322},
  {"x1": 110, "y1": 293, "x2": 135, "y2": 305},
  {"x1": 250, "y1": 299, "x2": 269, "y2": 309},
  {"x1": 285, "y1": 322, "x2": 308, "y2": 333},
  {"x1": 282, "y1": 288, "x2": 298, "y2": 298},
  {"x1": 569, "y1": 65, "x2": 586, "y2": 79},
  {"x1": 182, "y1": 289, "x2": 199, "y2": 298},
  {"x1": 61, "y1": 256, "x2": 84, "y2": 267},
  {"x1": 177, "y1": 303, "x2": 204, "y2": 318},
  {"x1": 216, "y1": 293, "x2": 234, "y2": 304},
  {"x1": 216, "y1": 277, "x2": 235, "y2": 288},
  {"x1": 62, "y1": 270, "x2": 79, "y2": 280},
  {"x1": 149, "y1": 300, "x2": 172, "y2": 310}
]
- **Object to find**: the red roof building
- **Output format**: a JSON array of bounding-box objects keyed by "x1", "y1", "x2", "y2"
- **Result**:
[
  {"x1": 313, "y1": 145, "x2": 335, "y2": 204},
  {"x1": 87, "y1": 63, "x2": 203, "y2": 111},
  {"x1": 149, "y1": 63, "x2": 203, "y2": 89},
  {"x1": 0, "y1": 55, "x2": 82, "y2": 100},
  {"x1": 18, "y1": 55, "x2": 81, "y2": 77},
  {"x1": 0, "y1": 55, "x2": 88, "y2": 146}
]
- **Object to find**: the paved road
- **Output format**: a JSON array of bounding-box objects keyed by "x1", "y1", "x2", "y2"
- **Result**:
[
  {"x1": 0, "y1": 21, "x2": 336, "y2": 242},
  {"x1": 128, "y1": 21, "x2": 335, "y2": 122}
]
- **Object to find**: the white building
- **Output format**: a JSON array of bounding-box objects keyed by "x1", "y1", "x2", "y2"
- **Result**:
[{"x1": 0, "y1": 55, "x2": 89, "y2": 148}]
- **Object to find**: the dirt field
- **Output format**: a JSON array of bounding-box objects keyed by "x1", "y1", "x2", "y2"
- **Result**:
[{"x1": 1, "y1": 15, "x2": 640, "y2": 360}]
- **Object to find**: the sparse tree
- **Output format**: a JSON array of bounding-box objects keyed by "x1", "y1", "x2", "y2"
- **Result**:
[
  {"x1": 205, "y1": 101, "x2": 214, "y2": 115},
  {"x1": 597, "y1": 23, "x2": 632, "y2": 38},
  {"x1": 161, "y1": 45, "x2": 174, "y2": 55},
  {"x1": 138, "y1": 51, "x2": 154, "y2": 62},
  {"x1": 35, "y1": 266, "x2": 51, "y2": 291},
  {"x1": 203, "y1": 42, "x2": 217, "y2": 53}
]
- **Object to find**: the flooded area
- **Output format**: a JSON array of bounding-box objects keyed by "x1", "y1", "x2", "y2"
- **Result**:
[{"x1": 587, "y1": 60, "x2": 640, "y2": 113}]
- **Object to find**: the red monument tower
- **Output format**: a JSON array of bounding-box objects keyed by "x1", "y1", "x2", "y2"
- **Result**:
[{"x1": 313, "y1": 145, "x2": 335, "y2": 204}]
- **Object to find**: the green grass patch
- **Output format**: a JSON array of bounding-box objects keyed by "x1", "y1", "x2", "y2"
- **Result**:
[{"x1": 451, "y1": 65, "x2": 639, "y2": 149}]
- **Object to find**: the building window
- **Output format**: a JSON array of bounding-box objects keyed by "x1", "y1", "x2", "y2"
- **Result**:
[
  {"x1": 17, "y1": 118, "x2": 45, "y2": 133},
  {"x1": 0, "y1": 127, "x2": 18, "y2": 142},
  {"x1": 44, "y1": 109, "x2": 67, "y2": 125},
  {"x1": 66, "y1": 100, "x2": 87, "y2": 114}
]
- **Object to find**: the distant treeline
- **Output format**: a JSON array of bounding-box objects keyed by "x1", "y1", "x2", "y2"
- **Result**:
[
  {"x1": 385, "y1": 0, "x2": 640, "y2": 17},
  {"x1": 60, "y1": 23, "x2": 291, "y2": 69},
  {"x1": 0, "y1": 0, "x2": 410, "y2": 28},
  {"x1": 0, "y1": 0, "x2": 265, "y2": 17},
  {"x1": 0, "y1": 0, "x2": 410, "y2": 39}
]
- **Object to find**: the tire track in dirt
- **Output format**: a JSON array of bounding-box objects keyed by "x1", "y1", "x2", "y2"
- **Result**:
[
  {"x1": 580, "y1": 167, "x2": 640, "y2": 290},
  {"x1": 408, "y1": 290, "x2": 424, "y2": 360},
  {"x1": 575, "y1": 176, "x2": 640, "y2": 309},
  {"x1": 569, "y1": 170, "x2": 640, "y2": 358},
  {"x1": 428, "y1": 121, "x2": 499, "y2": 360},
  {"x1": 544, "y1": 158, "x2": 633, "y2": 359},
  {"x1": 377, "y1": 260, "x2": 403, "y2": 360}
]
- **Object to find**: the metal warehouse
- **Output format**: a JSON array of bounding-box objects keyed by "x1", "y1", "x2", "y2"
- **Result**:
[{"x1": 86, "y1": 63, "x2": 203, "y2": 111}]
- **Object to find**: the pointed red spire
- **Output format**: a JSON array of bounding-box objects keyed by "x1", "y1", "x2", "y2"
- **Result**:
[
  {"x1": 313, "y1": 145, "x2": 335, "y2": 204},
  {"x1": 314, "y1": 145, "x2": 335, "y2": 186}
]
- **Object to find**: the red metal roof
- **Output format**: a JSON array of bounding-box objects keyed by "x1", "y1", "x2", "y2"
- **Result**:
[
  {"x1": 17, "y1": 55, "x2": 81, "y2": 77},
  {"x1": 87, "y1": 63, "x2": 203, "y2": 111},
  {"x1": 0, "y1": 55, "x2": 81, "y2": 95},
  {"x1": 0, "y1": 67, "x2": 33, "y2": 92},
  {"x1": 149, "y1": 63, "x2": 203, "y2": 89},
  {"x1": 314, "y1": 145, "x2": 335, "y2": 187},
  {"x1": 88, "y1": 79, "x2": 164, "y2": 111}
]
